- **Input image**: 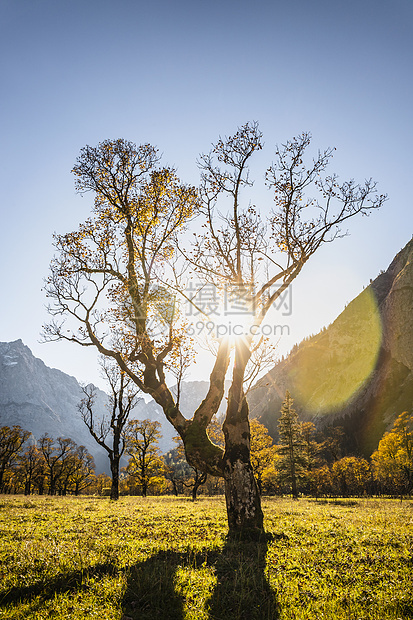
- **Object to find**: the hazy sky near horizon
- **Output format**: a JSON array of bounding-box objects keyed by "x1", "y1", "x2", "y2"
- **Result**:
[{"x1": 1, "y1": 0, "x2": 412, "y2": 389}]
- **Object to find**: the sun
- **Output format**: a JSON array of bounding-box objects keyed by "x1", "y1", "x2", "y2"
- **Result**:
[
  {"x1": 211, "y1": 311, "x2": 256, "y2": 343},
  {"x1": 183, "y1": 281, "x2": 260, "y2": 346}
]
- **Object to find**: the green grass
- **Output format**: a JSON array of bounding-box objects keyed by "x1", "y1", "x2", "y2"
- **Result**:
[{"x1": 0, "y1": 495, "x2": 412, "y2": 619}]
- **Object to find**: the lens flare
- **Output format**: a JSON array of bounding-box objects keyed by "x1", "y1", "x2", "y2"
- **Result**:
[{"x1": 289, "y1": 287, "x2": 382, "y2": 413}]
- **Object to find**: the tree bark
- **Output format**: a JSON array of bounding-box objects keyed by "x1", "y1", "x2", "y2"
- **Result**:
[
  {"x1": 222, "y1": 340, "x2": 265, "y2": 537},
  {"x1": 223, "y1": 416, "x2": 264, "y2": 536},
  {"x1": 49, "y1": 476, "x2": 56, "y2": 495},
  {"x1": 223, "y1": 457, "x2": 264, "y2": 534},
  {"x1": 110, "y1": 457, "x2": 120, "y2": 500},
  {"x1": 180, "y1": 339, "x2": 230, "y2": 476}
]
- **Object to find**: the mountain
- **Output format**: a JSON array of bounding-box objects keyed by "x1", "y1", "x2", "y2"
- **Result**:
[
  {"x1": 0, "y1": 340, "x2": 226, "y2": 471},
  {"x1": 248, "y1": 237, "x2": 413, "y2": 456},
  {"x1": 0, "y1": 340, "x2": 111, "y2": 472}
]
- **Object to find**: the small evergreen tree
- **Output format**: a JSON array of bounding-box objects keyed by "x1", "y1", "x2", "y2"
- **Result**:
[{"x1": 277, "y1": 391, "x2": 304, "y2": 498}]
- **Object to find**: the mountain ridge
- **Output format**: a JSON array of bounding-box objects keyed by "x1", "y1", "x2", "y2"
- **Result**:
[{"x1": 0, "y1": 340, "x2": 227, "y2": 471}]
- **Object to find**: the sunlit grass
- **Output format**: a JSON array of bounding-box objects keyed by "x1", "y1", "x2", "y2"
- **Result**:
[{"x1": 0, "y1": 495, "x2": 412, "y2": 619}]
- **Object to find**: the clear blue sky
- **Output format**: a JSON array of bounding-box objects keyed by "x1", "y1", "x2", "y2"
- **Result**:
[{"x1": 1, "y1": 0, "x2": 412, "y2": 388}]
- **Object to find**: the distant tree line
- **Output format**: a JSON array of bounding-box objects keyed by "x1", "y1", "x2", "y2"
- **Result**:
[
  {"x1": 0, "y1": 427, "x2": 95, "y2": 496},
  {"x1": 1, "y1": 393, "x2": 412, "y2": 498}
]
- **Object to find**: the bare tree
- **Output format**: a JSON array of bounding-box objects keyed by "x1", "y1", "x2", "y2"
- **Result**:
[
  {"x1": 189, "y1": 122, "x2": 386, "y2": 531},
  {"x1": 43, "y1": 130, "x2": 385, "y2": 537},
  {"x1": 78, "y1": 359, "x2": 139, "y2": 500}
]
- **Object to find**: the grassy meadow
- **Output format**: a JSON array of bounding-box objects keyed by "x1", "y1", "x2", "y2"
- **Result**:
[{"x1": 0, "y1": 495, "x2": 412, "y2": 619}]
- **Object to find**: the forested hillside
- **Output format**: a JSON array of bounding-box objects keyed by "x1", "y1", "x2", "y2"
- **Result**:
[{"x1": 249, "y1": 237, "x2": 413, "y2": 456}]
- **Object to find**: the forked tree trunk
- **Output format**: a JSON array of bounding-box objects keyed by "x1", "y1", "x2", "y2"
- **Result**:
[{"x1": 164, "y1": 338, "x2": 265, "y2": 536}]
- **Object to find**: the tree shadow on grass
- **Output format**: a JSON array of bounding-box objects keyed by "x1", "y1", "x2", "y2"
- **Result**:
[
  {"x1": 206, "y1": 536, "x2": 279, "y2": 620},
  {"x1": 0, "y1": 539, "x2": 279, "y2": 619},
  {"x1": 0, "y1": 562, "x2": 118, "y2": 610},
  {"x1": 122, "y1": 535, "x2": 279, "y2": 620}
]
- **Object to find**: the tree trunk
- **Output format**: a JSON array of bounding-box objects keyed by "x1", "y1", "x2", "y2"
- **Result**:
[
  {"x1": 192, "y1": 471, "x2": 207, "y2": 501},
  {"x1": 49, "y1": 476, "x2": 56, "y2": 495},
  {"x1": 171, "y1": 479, "x2": 179, "y2": 496},
  {"x1": 110, "y1": 457, "x2": 120, "y2": 500},
  {"x1": 223, "y1": 444, "x2": 264, "y2": 536},
  {"x1": 291, "y1": 471, "x2": 298, "y2": 499},
  {"x1": 290, "y1": 452, "x2": 298, "y2": 499},
  {"x1": 173, "y1": 338, "x2": 265, "y2": 536},
  {"x1": 222, "y1": 341, "x2": 265, "y2": 538}
]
